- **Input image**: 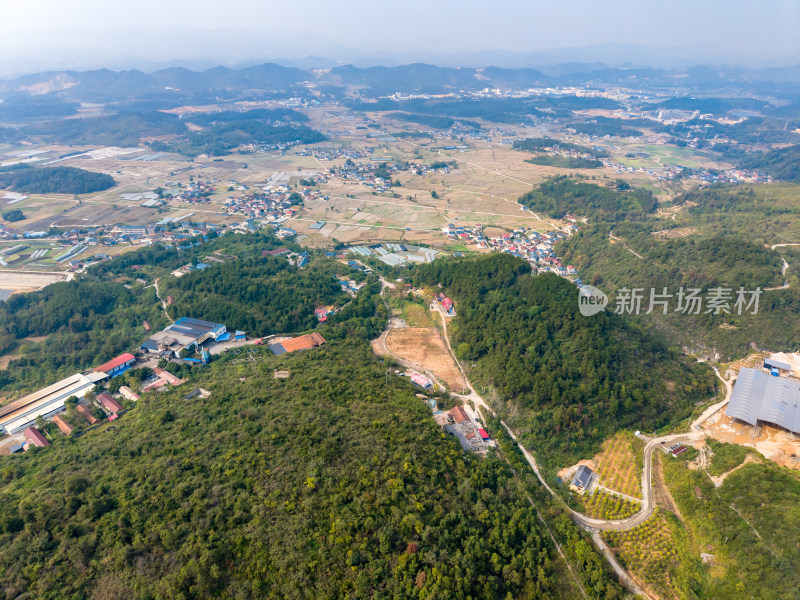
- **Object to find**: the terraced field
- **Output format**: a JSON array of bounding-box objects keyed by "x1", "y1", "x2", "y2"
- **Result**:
[
  {"x1": 604, "y1": 510, "x2": 686, "y2": 600},
  {"x1": 595, "y1": 431, "x2": 643, "y2": 499},
  {"x1": 579, "y1": 489, "x2": 640, "y2": 520}
]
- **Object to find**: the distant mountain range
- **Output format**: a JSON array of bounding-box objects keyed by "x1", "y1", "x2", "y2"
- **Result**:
[{"x1": 2, "y1": 61, "x2": 799, "y2": 108}]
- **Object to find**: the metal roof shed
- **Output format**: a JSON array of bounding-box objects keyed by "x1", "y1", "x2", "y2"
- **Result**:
[
  {"x1": 759, "y1": 376, "x2": 800, "y2": 431},
  {"x1": 725, "y1": 367, "x2": 767, "y2": 427},
  {"x1": 765, "y1": 358, "x2": 792, "y2": 371}
]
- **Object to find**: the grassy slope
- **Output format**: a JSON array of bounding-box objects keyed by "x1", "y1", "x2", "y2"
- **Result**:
[{"x1": 662, "y1": 451, "x2": 800, "y2": 599}]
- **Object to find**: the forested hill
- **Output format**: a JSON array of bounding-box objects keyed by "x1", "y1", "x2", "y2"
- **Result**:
[
  {"x1": 0, "y1": 231, "x2": 339, "y2": 393},
  {"x1": 512, "y1": 137, "x2": 608, "y2": 158},
  {"x1": 0, "y1": 165, "x2": 115, "y2": 194},
  {"x1": 0, "y1": 291, "x2": 623, "y2": 599},
  {"x1": 159, "y1": 255, "x2": 351, "y2": 337},
  {"x1": 738, "y1": 144, "x2": 800, "y2": 182},
  {"x1": 555, "y1": 185, "x2": 800, "y2": 359},
  {"x1": 519, "y1": 177, "x2": 657, "y2": 222},
  {"x1": 410, "y1": 254, "x2": 716, "y2": 468}
]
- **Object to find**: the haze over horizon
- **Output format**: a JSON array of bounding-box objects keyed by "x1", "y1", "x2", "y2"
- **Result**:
[{"x1": 1, "y1": 0, "x2": 799, "y2": 77}]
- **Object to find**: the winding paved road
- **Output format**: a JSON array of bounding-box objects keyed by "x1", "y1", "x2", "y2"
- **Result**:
[
  {"x1": 427, "y1": 301, "x2": 736, "y2": 597},
  {"x1": 429, "y1": 303, "x2": 647, "y2": 595}
]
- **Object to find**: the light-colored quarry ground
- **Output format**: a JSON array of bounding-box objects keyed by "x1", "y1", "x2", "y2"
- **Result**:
[
  {"x1": 0, "y1": 271, "x2": 66, "y2": 293},
  {"x1": 384, "y1": 327, "x2": 467, "y2": 391},
  {"x1": 692, "y1": 351, "x2": 800, "y2": 470},
  {"x1": 703, "y1": 411, "x2": 800, "y2": 470}
]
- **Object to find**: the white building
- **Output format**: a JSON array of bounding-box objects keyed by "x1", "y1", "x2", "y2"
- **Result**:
[{"x1": 0, "y1": 372, "x2": 108, "y2": 434}]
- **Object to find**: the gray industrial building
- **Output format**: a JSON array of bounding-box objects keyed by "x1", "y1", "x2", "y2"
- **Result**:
[
  {"x1": 725, "y1": 367, "x2": 800, "y2": 433},
  {"x1": 0, "y1": 372, "x2": 108, "y2": 435}
]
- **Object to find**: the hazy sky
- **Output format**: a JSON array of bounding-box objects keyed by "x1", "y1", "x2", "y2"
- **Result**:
[{"x1": 1, "y1": 0, "x2": 798, "y2": 73}]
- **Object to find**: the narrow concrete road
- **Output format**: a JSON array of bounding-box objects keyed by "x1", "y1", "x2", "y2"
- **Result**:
[
  {"x1": 592, "y1": 532, "x2": 647, "y2": 597},
  {"x1": 429, "y1": 302, "x2": 649, "y2": 596},
  {"x1": 691, "y1": 366, "x2": 733, "y2": 431},
  {"x1": 152, "y1": 277, "x2": 173, "y2": 324}
]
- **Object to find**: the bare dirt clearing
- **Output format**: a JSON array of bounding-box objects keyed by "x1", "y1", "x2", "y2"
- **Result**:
[
  {"x1": 703, "y1": 413, "x2": 800, "y2": 470},
  {"x1": 385, "y1": 327, "x2": 466, "y2": 391},
  {"x1": 0, "y1": 271, "x2": 66, "y2": 293}
]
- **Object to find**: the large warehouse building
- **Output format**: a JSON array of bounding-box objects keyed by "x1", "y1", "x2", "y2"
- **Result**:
[
  {"x1": 141, "y1": 317, "x2": 227, "y2": 357},
  {"x1": 0, "y1": 372, "x2": 108, "y2": 435},
  {"x1": 725, "y1": 367, "x2": 800, "y2": 433}
]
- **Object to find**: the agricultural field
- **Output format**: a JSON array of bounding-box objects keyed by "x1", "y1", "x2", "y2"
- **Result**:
[
  {"x1": 292, "y1": 141, "x2": 570, "y2": 247},
  {"x1": 0, "y1": 104, "x2": 724, "y2": 271},
  {"x1": 384, "y1": 327, "x2": 466, "y2": 391},
  {"x1": 399, "y1": 300, "x2": 433, "y2": 327},
  {"x1": 613, "y1": 141, "x2": 724, "y2": 170},
  {"x1": 594, "y1": 431, "x2": 643, "y2": 499},
  {"x1": 578, "y1": 489, "x2": 639, "y2": 520},
  {"x1": 604, "y1": 510, "x2": 689, "y2": 600}
]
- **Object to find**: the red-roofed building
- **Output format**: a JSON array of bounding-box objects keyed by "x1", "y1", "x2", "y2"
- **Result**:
[
  {"x1": 23, "y1": 426, "x2": 49, "y2": 447},
  {"x1": 94, "y1": 353, "x2": 136, "y2": 376},
  {"x1": 97, "y1": 393, "x2": 122, "y2": 413},
  {"x1": 76, "y1": 403, "x2": 98, "y2": 424},
  {"x1": 263, "y1": 247, "x2": 290, "y2": 257},
  {"x1": 143, "y1": 379, "x2": 167, "y2": 391},
  {"x1": 271, "y1": 332, "x2": 327, "y2": 354},
  {"x1": 409, "y1": 372, "x2": 433, "y2": 389},
  {"x1": 478, "y1": 428, "x2": 490, "y2": 440},
  {"x1": 153, "y1": 367, "x2": 184, "y2": 386},
  {"x1": 450, "y1": 406, "x2": 469, "y2": 424},
  {"x1": 52, "y1": 414, "x2": 74, "y2": 435},
  {"x1": 119, "y1": 386, "x2": 140, "y2": 401}
]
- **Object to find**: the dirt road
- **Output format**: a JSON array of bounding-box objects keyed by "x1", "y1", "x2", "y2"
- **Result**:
[
  {"x1": 429, "y1": 302, "x2": 648, "y2": 596},
  {"x1": 152, "y1": 277, "x2": 173, "y2": 324}
]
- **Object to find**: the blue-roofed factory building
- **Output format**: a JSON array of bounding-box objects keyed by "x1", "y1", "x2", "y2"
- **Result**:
[{"x1": 141, "y1": 317, "x2": 227, "y2": 357}]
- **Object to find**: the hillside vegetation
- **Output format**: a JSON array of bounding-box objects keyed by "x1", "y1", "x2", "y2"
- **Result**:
[
  {"x1": 0, "y1": 165, "x2": 115, "y2": 194},
  {"x1": 513, "y1": 137, "x2": 608, "y2": 158},
  {"x1": 557, "y1": 184, "x2": 800, "y2": 359},
  {"x1": 149, "y1": 121, "x2": 325, "y2": 156},
  {"x1": 519, "y1": 177, "x2": 657, "y2": 222},
  {"x1": 159, "y1": 256, "x2": 351, "y2": 337},
  {"x1": 738, "y1": 144, "x2": 800, "y2": 182},
  {"x1": 0, "y1": 256, "x2": 626, "y2": 599},
  {"x1": 409, "y1": 254, "x2": 716, "y2": 467},
  {"x1": 0, "y1": 232, "x2": 305, "y2": 393},
  {"x1": 0, "y1": 338, "x2": 568, "y2": 599},
  {"x1": 663, "y1": 451, "x2": 800, "y2": 599},
  {"x1": 28, "y1": 111, "x2": 186, "y2": 147}
]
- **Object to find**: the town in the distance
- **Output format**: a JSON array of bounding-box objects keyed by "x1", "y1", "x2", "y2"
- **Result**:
[{"x1": 0, "y1": 4, "x2": 799, "y2": 599}]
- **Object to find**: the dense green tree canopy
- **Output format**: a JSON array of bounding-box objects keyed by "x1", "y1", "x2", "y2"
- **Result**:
[
  {"x1": 519, "y1": 177, "x2": 657, "y2": 222},
  {"x1": 0, "y1": 166, "x2": 115, "y2": 194},
  {"x1": 410, "y1": 254, "x2": 716, "y2": 467}
]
